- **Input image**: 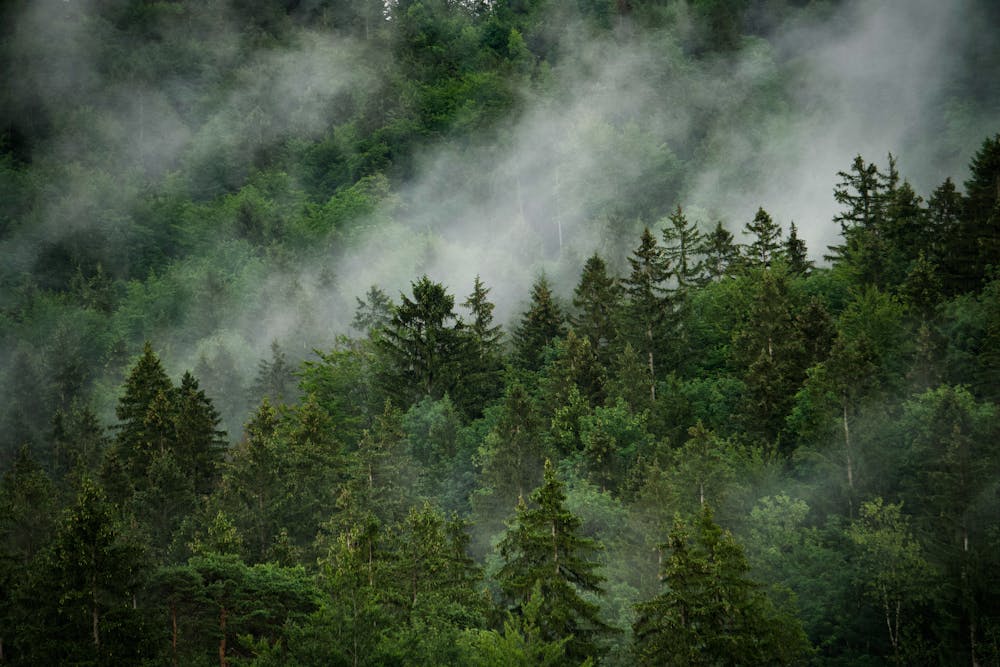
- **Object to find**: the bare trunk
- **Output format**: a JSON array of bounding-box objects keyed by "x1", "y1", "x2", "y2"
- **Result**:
[
  {"x1": 552, "y1": 520, "x2": 560, "y2": 576},
  {"x1": 699, "y1": 481, "x2": 705, "y2": 506},
  {"x1": 219, "y1": 607, "x2": 228, "y2": 667},
  {"x1": 842, "y1": 395, "x2": 854, "y2": 517},
  {"x1": 171, "y1": 602, "x2": 178, "y2": 667},
  {"x1": 92, "y1": 579, "x2": 100, "y2": 649},
  {"x1": 647, "y1": 324, "x2": 656, "y2": 402}
]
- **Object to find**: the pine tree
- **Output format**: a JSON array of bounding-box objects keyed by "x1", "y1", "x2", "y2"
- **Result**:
[
  {"x1": 18, "y1": 480, "x2": 154, "y2": 665},
  {"x1": 633, "y1": 505, "x2": 809, "y2": 666},
  {"x1": 378, "y1": 276, "x2": 464, "y2": 405},
  {"x1": 661, "y1": 205, "x2": 704, "y2": 288},
  {"x1": 497, "y1": 459, "x2": 610, "y2": 663},
  {"x1": 622, "y1": 228, "x2": 669, "y2": 402},
  {"x1": 513, "y1": 275, "x2": 567, "y2": 372},
  {"x1": 571, "y1": 254, "x2": 621, "y2": 367},
  {"x1": 115, "y1": 342, "x2": 174, "y2": 483},
  {"x1": 459, "y1": 275, "x2": 505, "y2": 416},
  {"x1": 701, "y1": 221, "x2": 739, "y2": 281},
  {"x1": 248, "y1": 340, "x2": 298, "y2": 407},
  {"x1": 353, "y1": 284, "x2": 395, "y2": 336},
  {"x1": 174, "y1": 371, "x2": 227, "y2": 497},
  {"x1": 742, "y1": 206, "x2": 783, "y2": 269},
  {"x1": 783, "y1": 222, "x2": 811, "y2": 275}
]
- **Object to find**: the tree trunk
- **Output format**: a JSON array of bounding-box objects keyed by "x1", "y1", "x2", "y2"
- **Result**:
[
  {"x1": 842, "y1": 395, "x2": 854, "y2": 516},
  {"x1": 552, "y1": 519, "x2": 560, "y2": 576},
  {"x1": 171, "y1": 601, "x2": 179, "y2": 667},
  {"x1": 219, "y1": 606, "x2": 228, "y2": 667}
]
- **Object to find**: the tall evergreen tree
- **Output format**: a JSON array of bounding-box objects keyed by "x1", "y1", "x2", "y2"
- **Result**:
[
  {"x1": 378, "y1": 276, "x2": 464, "y2": 405},
  {"x1": 700, "y1": 221, "x2": 739, "y2": 281},
  {"x1": 459, "y1": 275, "x2": 505, "y2": 416},
  {"x1": 571, "y1": 254, "x2": 621, "y2": 367},
  {"x1": 174, "y1": 371, "x2": 227, "y2": 497},
  {"x1": 115, "y1": 342, "x2": 174, "y2": 483},
  {"x1": 513, "y1": 275, "x2": 567, "y2": 372},
  {"x1": 633, "y1": 505, "x2": 809, "y2": 666},
  {"x1": 661, "y1": 205, "x2": 705, "y2": 288},
  {"x1": 783, "y1": 221, "x2": 811, "y2": 276},
  {"x1": 497, "y1": 459, "x2": 610, "y2": 663},
  {"x1": 622, "y1": 228, "x2": 669, "y2": 402},
  {"x1": 742, "y1": 206, "x2": 783, "y2": 269}
]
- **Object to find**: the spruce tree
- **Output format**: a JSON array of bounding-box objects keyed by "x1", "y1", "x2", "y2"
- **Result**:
[
  {"x1": 742, "y1": 206, "x2": 783, "y2": 269},
  {"x1": 633, "y1": 505, "x2": 809, "y2": 666},
  {"x1": 622, "y1": 228, "x2": 669, "y2": 402},
  {"x1": 174, "y1": 371, "x2": 227, "y2": 496},
  {"x1": 571, "y1": 254, "x2": 621, "y2": 367},
  {"x1": 378, "y1": 276, "x2": 464, "y2": 405},
  {"x1": 115, "y1": 342, "x2": 174, "y2": 483},
  {"x1": 459, "y1": 275, "x2": 505, "y2": 416},
  {"x1": 497, "y1": 459, "x2": 610, "y2": 663},
  {"x1": 661, "y1": 205, "x2": 705, "y2": 288},
  {"x1": 701, "y1": 221, "x2": 739, "y2": 281},
  {"x1": 784, "y1": 221, "x2": 811, "y2": 276},
  {"x1": 513, "y1": 275, "x2": 567, "y2": 372}
]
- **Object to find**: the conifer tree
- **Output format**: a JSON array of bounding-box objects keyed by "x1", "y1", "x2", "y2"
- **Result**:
[
  {"x1": 497, "y1": 459, "x2": 610, "y2": 663},
  {"x1": 783, "y1": 221, "x2": 811, "y2": 276},
  {"x1": 622, "y1": 228, "x2": 669, "y2": 401},
  {"x1": 661, "y1": 205, "x2": 705, "y2": 288},
  {"x1": 174, "y1": 371, "x2": 227, "y2": 496},
  {"x1": 115, "y1": 342, "x2": 174, "y2": 482},
  {"x1": 353, "y1": 285, "x2": 395, "y2": 336},
  {"x1": 633, "y1": 505, "x2": 809, "y2": 666},
  {"x1": 742, "y1": 206, "x2": 783, "y2": 269},
  {"x1": 571, "y1": 254, "x2": 621, "y2": 367},
  {"x1": 459, "y1": 275, "x2": 505, "y2": 415},
  {"x1": 248, "y1": 340, "x2": 298, "y2": 408},
  {"x1": 379, "y1": 275, "x2": 464, "y2": 405},
  {"x1": 701, "y1": 221, "x2": 739, "y2": 281},
  {"x1": 513, "y1": 275, "x2": 567, "y2": 372}
]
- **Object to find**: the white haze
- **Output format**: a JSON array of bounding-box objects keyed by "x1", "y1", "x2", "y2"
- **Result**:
[{"x1": 3, "y1": 0, "x2": 997, "y2": 426}]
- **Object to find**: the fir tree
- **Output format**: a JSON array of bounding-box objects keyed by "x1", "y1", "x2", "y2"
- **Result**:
[
  {"x1": 622, "y1": 228, "x2": 669, "y2": 402},
  {"x1": 513, "y1": 275, "x2": 567, "y2": 372},
  {"x1": 783, "y1": 221, "x2": 811, "y2": 276},
  {"x1": 661, "y1": 205, "x2": 705, "y2": 288},
  {"x1": 571, "y1": 254, "x2": 621, "y2": 367},
  {"x1": 742, "y1": 206, "x2": 783, "y2": 269},
  {"x1": 174, "y1": 371, "x2": 227, "y2": 497},
  {"x1": 701, "y1": 221, "x2": 739, "y2": 281},
  {"x1": 115, "y1": 342, "x2": 174, "y2": 483},
  {"x1": 497, "y1": 459, "x2": 610, "y2": 663},
  {"x1": 633, "y1": 505, "x2": 809, "y2": 666}
]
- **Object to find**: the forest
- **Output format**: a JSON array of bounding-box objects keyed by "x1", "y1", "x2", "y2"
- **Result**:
[{"x1": 1, "y1": 0, "x2": 999, "y2": 664}]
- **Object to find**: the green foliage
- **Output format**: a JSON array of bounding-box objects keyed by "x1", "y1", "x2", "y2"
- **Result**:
[
  {"x1": 497, "y1": 459, "x2": 612, "y2": 663},
  {"x1": 633, "y1": 505, "x2": 810, "y2": 666}
]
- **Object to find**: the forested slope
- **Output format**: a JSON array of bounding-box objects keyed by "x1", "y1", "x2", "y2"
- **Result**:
[{"x1": 2, "y1": 1, "x2": 1000, "y2": 664}]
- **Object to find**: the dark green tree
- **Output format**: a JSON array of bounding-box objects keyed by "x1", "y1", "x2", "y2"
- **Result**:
[
  {"x1": 742, "y1": 206, "x2": 783, "y2": 269},
  {"x1": 783, "y1": 221, "x2": 811, "y2": 276},
  {"x1": 114, "y1": 342, "x2": 174, "y2": 483},
  {"x1": 248, "y1": 340, "x2": 298, "y2": 408},
  {"x1": 700, "y1": 221, "x2": 739, "y2": 281},
  {"x1": 17, "y1": 480, "x2": 154, "y2": 665},
  {"x1": 622, "y1": 228, "x2": 669, "y2": 402},
  {"x1": 497, "y1": 459, "x2": 610, "y2": 663},
  {"x1": 661, "y1": 205, "x2": 705, "y2": 289},
  {"x1": 379, "y1": 275, "x2": 464, "y2": 405},
  {"x1": 633, "y1": 505, "x2": 810, "y2": 666},
  {"x1": 174, "y1": 371, "x2": 227, "y2": 497},
  {"x1": 571, "y1": 253, "x2": 621, "y2": 367},
  {"x1": 513, "y1": 275, "x2": 567, "y2": 372},
  {"x1": 458, "y1": 275, "x2": 505, "y2": 416}
]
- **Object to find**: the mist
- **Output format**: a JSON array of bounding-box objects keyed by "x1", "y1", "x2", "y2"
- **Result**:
[{"x1": 2, "y1": 0, "x2": 997, "y2": 432}]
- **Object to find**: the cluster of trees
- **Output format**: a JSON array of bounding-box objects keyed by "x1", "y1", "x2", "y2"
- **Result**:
[
  {"x1": 3, "y1": 135, "x2": 1000, "y2": 663},
  {"x1": 3, "y1": 0, "x2": 1000, "y2": 664}
]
